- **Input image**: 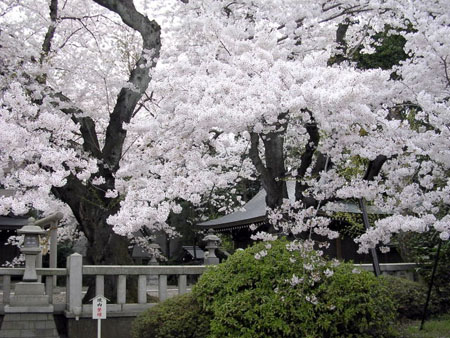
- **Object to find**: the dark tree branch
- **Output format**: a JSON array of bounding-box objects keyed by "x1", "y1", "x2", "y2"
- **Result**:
[
  {"x1": 297, "y1": 111, "x2": 320, "y2": 179},
  {"x1": 27, "y1": 0, "x2": 102, "y2": 161},
  {"x1": 364, "y1": 155, "x2": 388, "y2": 181},
  {"x1": 249, "y1": 132, "x2": 270, "y2": 183},
  {"x1": 320, "y1": 5, "x2": 372, "y2": 23},
  {"x1": 92, "y1": 0, "x2": 161, "y2": 173},
  {"x1": 50, "y1": 92, "x2": 102, "y2": 159},
  {"x1": 441, "y1": 56, "x2": 450, "y2": 87},
  {"x1": 40, "y1": 0, "x2": 58, "y2": 64},
  {"x1": 294, "y1": 110, "x2": 321, "y2": 204}
]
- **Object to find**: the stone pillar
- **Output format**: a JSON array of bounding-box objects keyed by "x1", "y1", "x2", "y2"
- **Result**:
[
  {"x1": 67, "y1": 253, "x2": 83, "y2": 319},
  {"x1": 35, "y1": 212, "x2": 63, "y2": 287},
  {"x1": 50, "y1": 222, "x2": 58, "y2": 287}
]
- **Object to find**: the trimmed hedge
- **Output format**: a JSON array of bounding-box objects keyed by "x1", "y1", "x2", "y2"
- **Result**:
[
  {"x1": 193, "y1": 239, "x2": 396, "y2": 338},
  {"x1": 383, "y1": 275, "x2": 441, "y2": 319},
  {"x1": 131, "y1": 293, "x2": 211, "y2": 338}
]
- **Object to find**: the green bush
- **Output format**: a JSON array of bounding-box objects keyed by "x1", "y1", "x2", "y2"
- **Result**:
[
  {"x1": 131, "y1": 293, "x2": 211, "y2": 338},
  {"x1": 411, "y1": 233, "x2": 450, "y2": 314},
  {"x1": 383, "y1": 275, "x2": 441, "y2": 319},
  {"x1": 193, "y1": 239, "x2": 396, "y2": 338}
]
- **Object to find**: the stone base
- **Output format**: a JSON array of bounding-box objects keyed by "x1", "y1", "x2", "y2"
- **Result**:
[
  {"x1": 0, "y1": 313, "x2": 59, "y2": 338},
  {"x1": 10, "y1": 282, "x2": 50, "y2": 307},
  {"x1": 4, "y1": 305, "x2": 54, "y2": 313},
  {"x1": 14, "y1": 282, "x2": 46, "y2": 295}
]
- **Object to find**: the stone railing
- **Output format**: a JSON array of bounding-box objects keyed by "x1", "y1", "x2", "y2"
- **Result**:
[
  {"x1": 66, "y1": 253, "x2": 207, "y2": 318},
  {"x1": 0, "y1": 253, "x2": 207, "y2": 318},
  {"x1": 1, "y1": 255, "x2": 417, "y2": 317}
]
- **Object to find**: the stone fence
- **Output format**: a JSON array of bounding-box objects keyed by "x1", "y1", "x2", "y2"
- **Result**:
[
  {"x1": 1, "y1": 258, "x2": 417, "y2": 317},
  {"x1": 0, "y1": 257, "x2": 418, "y2": 337},
  {"x1": 1, "y1": 253, "x2": 207, "y2": 319}
]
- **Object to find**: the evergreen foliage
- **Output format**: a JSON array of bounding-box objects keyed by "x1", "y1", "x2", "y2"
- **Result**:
[
  {"x1": 131, "y1": 293, "x2": 211, "y2": 338},
  {"x1": 193, "y1": 240, "x2": 396, "y2": 337}
]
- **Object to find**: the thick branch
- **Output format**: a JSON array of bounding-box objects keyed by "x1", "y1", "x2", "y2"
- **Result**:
[
  {"x1": 442, "y1": 56, "x2": 450, "y2": 88},
  {"x1": 297, "y1": 111, "x2": 320, "y2": 179},
  {"x1": 320, "y1": 5, "x2": 371, "y2": 23},
  {"x1": 92, "y1": 0, "x2": 161, "y2": 172},
  {"x1": 51, "y1": 92, "x2": 102, "y2": 159},
  {"x1": 364, "y1": 155, "x2": 387, "y2": 181},
  {"x1": 249, "y1": 132, "x2": 271, "y2": 184},
  {"x1": 40, "y1": 0, "x2": 58, "y2": 64},
  {"x1": 295, "y1": 111, "x2": 321, "y2": 203}
]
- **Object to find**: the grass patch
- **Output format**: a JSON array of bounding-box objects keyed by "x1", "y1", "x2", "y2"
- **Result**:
[{"x1": 396, "y1": 314, "x2": 450, "y2": 337}]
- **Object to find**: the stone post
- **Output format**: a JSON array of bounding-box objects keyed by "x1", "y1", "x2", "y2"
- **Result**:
[
  {"x1": 203, "y1": 229, "x2": 221, "y2": 265},
  {"x1": 50, "y1": 222, "x2": 58, "y2": 286},
  {"x1": 35, "y1": 212, "x2": 63, "y2": 287},
  {"x1": 67, "y1": 253, "x2": 83, "y2": 320}
]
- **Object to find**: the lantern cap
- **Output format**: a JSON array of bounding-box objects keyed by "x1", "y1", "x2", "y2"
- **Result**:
[
  {"x1": 17, "y1": 217, "x2": 46, "y2": 235},
  {"x1": 203, "y1": 229, "x2": 221, "y2": 242}
]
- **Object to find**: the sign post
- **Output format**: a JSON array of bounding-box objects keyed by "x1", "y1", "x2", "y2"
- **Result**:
[{"x1": 92, "y1": 295, "x2": 107, "y2": 338}]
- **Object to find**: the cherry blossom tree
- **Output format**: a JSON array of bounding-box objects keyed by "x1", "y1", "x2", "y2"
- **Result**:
[
  {"x1": 141, "y1": 0, "x2": 450, "y2": 249},
  {"x1": 0, "y1": 0, "x2": 449, "y2": 279},
  {"x1": 0, "y1": 0, "x2": 163, "y2": 269}
]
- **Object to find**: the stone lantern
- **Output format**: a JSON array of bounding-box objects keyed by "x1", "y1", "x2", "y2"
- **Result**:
[
  {"x1": 2, "y1": 217, "x2": 59, "y2": 337},
  {"x1": 147, "y1": 243, "x2": 161, "y2": 287},
  {"x1": 148, "y1": 243, "x2": 161, "y2": 264},
  {"x1": 18, "y1": 218, "x2": 46, "y2": 282},
  {"x1": 203, "y1": 229, "x2": 221, "y2": 265},
  {"x1": 6, "y1": 218, "x2": 53, "y2": 309}
]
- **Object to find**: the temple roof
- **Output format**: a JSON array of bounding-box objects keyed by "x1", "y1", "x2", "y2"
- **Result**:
[
  {"x1": 199, "y1": 182, "x2": 295, "y2": 230},
  {"x1": 199, "y1": 181, "x2": 387, "y2": 231}
]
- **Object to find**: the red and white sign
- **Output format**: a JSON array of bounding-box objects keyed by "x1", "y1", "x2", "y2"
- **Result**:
[{"x1": 92, "y1": 295, "x2": 107, "y2": 319}]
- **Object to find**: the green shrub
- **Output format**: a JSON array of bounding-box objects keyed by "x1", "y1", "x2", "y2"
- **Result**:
[
  {"x1": 193, "y1": 239, "x2": 396, "y2": 338},
  {"x1": 383, "y1": 275, "x2": 441, "y2": 319},
  {"x1": 408, "y1": 232, "x2": 450, "y2": 314},
  {"x1": 131, "y1": 293, "x2": 211, "y2": 338}
]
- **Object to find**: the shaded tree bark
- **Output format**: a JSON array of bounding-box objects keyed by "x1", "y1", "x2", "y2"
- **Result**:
[{"x1": 249, "y1": 113, "x2": 289, "y2": 210}]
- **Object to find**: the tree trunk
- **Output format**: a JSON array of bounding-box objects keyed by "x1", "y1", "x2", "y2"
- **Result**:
[
  {"x1": 52, "y1": 176, "x2": 136, "y2": 303},
  {"x1": 248, "y1": 114, "x2": 289, "y2": 211}
]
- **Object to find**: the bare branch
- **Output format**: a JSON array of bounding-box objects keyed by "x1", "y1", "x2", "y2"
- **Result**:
[
  {"x1": 59, "y1": 14, "x2": 104, "y2": 21},
  {"x1": 347, "y1": 21, "x2": 371, "y2": 58},
  {"x1": 58, "y1": 26, "x2": 84, "y2": 50},
  {"x1": 132, "y1": 91, "x2": 155, "y2": 118},
  {"x1": 322, "y1": 2, "x2": 343, "y2": 12},
  {"x1": 320, "y1": 5, "x2": 372, "y2": 23},
  {"x1": 219, "y1": 39, "x2": 232, "y2": 56}
]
